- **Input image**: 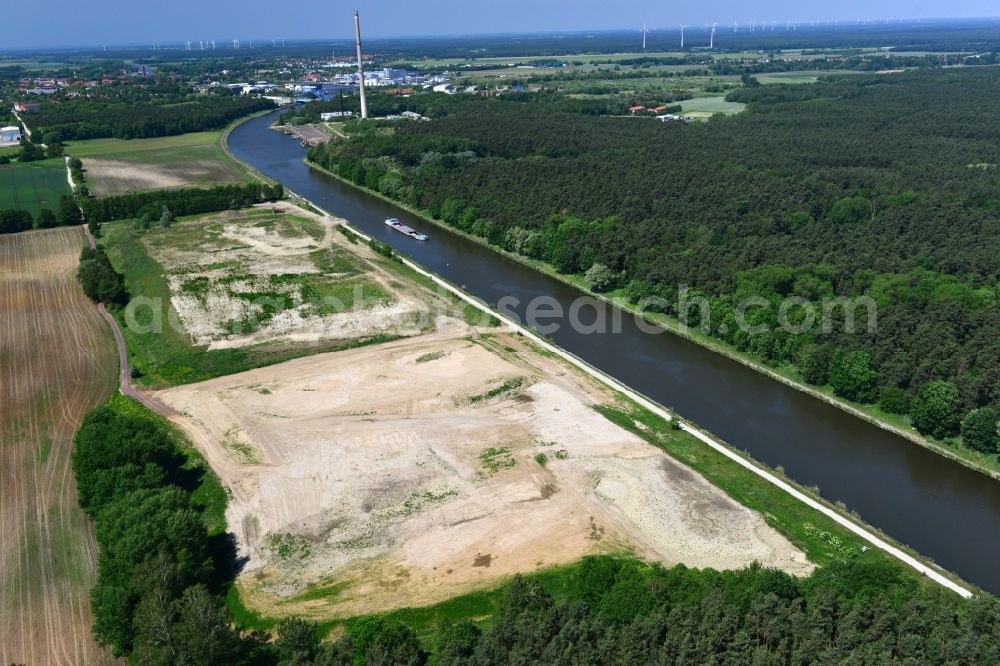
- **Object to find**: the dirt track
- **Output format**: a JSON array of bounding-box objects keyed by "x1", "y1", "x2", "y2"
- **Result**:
[
  {"x1": 0, "y1": 228, "x2": 118, "y2": 665},
  {"x1": 83, "y1": 223, "x2": 174, "y2": 417}
]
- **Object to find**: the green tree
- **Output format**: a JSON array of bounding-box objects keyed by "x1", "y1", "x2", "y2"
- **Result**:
[
  {"x1": 798, "y1": 344, "x2": 831, "y2": 385},
  {"x1": 132, "y1": 585, "x2": 245, "y2": 666},
  {"x1": 159, "y1": 205, "x2": 174, "y2": 228},
  {"x1": 350, "y1": 617, "x2": 425, "y2": 666},
  {"x1": 275, "y1": 618, "x2": 320, "y2": 662},
  {"x1": 961, "y1": 407, "x2": 999, "y2": 453},
  {"x1": 458, "y1": 206, "x2": 478, "y2": 231},
  {"x1": 17, "y1": 139, "x2": 44, "y2": 162},
  {"x1": 877, "y1": 386, "x2": 910, "y2": 415},
  {"x1": 829, "y1": 196, "x2": 871, "y2": 225},
  {"x1": 828, "y1": 349, "x2": 878, "y2": 403},
  {"x1": 36, "y1": 208, "x2": 57, "y2": 229},
  {"x1": 58, "y1": 194, "x2": 81, "y2": 226},
  {"x1": 911, "y1": 380, "x2": 962, "y2": 439},
  {"x1": 440, "y1": 197, "x2": 465, "y2": 226},
  {"x1": 585, "y1": 263, "x2": 614, "y2": 292},
  {"x1": 169, "y1": 586, "x2": 245, "y2": 665}
]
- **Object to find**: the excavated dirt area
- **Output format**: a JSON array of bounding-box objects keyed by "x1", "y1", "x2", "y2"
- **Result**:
[
  {"x1": 161, "y1": 331, "x2": 812, "y2": 621},
  {"x1": 144, "y1": 202, "x2": 439, "y2": 350}
]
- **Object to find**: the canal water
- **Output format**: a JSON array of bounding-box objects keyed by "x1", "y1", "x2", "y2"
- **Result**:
[{"x1": 230, "y1": 111, "x2": 1000, "y2": 594}]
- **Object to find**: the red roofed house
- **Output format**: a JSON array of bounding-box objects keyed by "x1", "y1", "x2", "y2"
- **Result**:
[{"x1": 628, "y1": 105, "x2": 646, "y2": 115}]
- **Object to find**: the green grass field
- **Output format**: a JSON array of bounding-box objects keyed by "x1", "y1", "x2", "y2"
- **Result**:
[
  {"x1": 66, "y1": 131, "x2": 251, "y2": 197},
  {"x1": 679, "y1": 95, "x2": 747, "y2": 116},
  {"x1": 0, "y1": 158, "x2": 70, "y2": 215}
]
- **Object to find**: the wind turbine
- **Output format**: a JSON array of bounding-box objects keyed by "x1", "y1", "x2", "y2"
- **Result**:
[
  {"x1": 679, "y1": 25, "x2": 686, "y2": 49},
  {"x1": 640, "y1": 23, "x2": 651, "y2": 50},
  {"x1": 710, "y1": 23, "x2": 717, "y2": 49}
]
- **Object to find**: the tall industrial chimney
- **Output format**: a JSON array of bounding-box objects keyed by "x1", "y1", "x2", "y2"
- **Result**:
[{"x1": 354, "y1": 10, "x2": 368, "y2": 119}]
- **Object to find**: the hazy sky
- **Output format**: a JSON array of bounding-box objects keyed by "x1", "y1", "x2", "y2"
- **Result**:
[{"x1": 11, "y1": 0, "x2": 1000, "y2": 49}]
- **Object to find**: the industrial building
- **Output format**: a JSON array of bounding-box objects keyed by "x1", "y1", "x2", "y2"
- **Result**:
[{"x1": 0, "y1": 126, "x2": 22, "y2": 143}]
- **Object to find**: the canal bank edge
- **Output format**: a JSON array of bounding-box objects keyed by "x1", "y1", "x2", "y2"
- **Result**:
[
  {"x1": 223, "y1": 114, "x2": 975, "y2": 598},
  {"x1": 219, "y1": 108, "x2": 284, "y2": 187},
  {"x1": 279, "y1": 189, "x2": 974, "y2": 600},
  {"x1": 300, "y1": 159, "x2": 1000, "y2": 485}
]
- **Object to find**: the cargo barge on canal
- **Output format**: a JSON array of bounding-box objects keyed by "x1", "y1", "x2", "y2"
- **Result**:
[{"x1": 385, "y1": 218, "x2": 429, "y2": 241}]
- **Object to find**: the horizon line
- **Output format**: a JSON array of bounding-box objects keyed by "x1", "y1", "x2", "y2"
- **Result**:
[{"x1": 5, "y1": 16, "x2": 1000, "y2": 55}]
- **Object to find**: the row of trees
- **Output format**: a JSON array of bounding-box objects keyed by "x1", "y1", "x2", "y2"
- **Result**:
[
  {"x1": 29, "y1": 95, "x2": 274, "y2": 140},
  {"x1": 0, "y1": 195, "x2": 82, "y2": 234},
  {"x1": 273, "y1": 557, "x2": 1000, "y2": 665},
  {"x1": 308, "y1": 67, "x2": 1000, "y2": 456},
  {"x1": 71, "y1": 397, "x2": 1000, "y2": 663},
  {"x1": 80, "y1": 182, "x2": 283, "y2": 222}
]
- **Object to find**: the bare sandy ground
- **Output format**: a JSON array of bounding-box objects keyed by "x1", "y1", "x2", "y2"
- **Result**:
[
  {"x1": 161, "y1": 331, "x2": 812, "y2": 620},
  {"x1": 0, "y1": 228, "x2": 118, "y2": 665}
]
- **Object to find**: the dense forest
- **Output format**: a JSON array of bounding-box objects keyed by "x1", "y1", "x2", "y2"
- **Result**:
[
  {"x1": 73, "y1": 398, "x2": 1000, "y2": 664},
  {"x1": 29, "y1": 95, "x2": 273, "y2": 140},
  {"x1": 309, "y1": 67, "x2": 1000, "y2": 455}
]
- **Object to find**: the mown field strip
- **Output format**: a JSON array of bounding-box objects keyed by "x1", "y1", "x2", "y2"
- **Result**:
[
  {"x1": 0, "y1": 228, "x2": 118, "y2": 665},
  {"x1": 288, "y1": 192, "x2": 974, "y2": 599}
]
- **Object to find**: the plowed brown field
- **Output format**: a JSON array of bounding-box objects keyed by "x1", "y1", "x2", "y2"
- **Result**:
[{"x1": 0, "y1": 228, "x2": 118, "y2": 665}]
